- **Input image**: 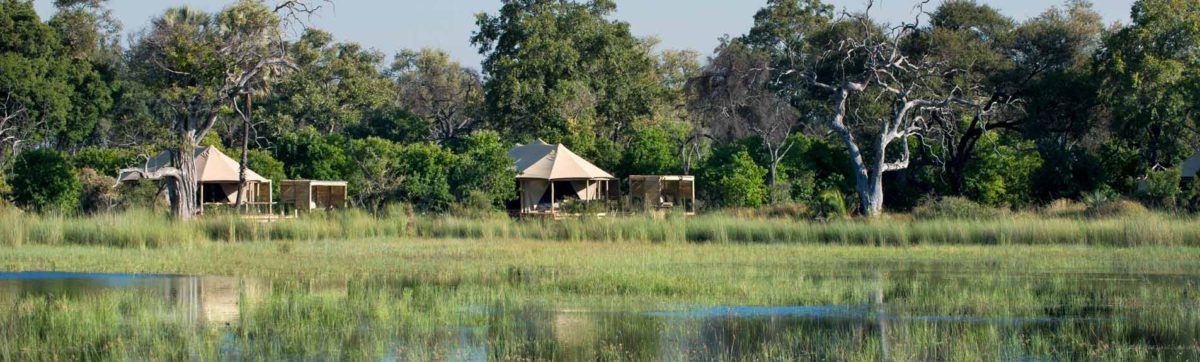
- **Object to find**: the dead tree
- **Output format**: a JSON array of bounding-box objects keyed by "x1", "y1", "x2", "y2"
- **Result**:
[
  {"x1": 692, "y1": 43, "x2": 801, "y2": 203},
  {"x1": 798, "y1": 10, "x2": 980, "y2": 217}
]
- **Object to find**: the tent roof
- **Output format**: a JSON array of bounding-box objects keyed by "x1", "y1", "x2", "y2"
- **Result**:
[
  {"x1": 118, "y1": 146, "x2": 269, "y2": 183},
  {"x1": 1184, "y1": 152, "x2": 1200, "y2": 177},
  {"x1": 507, "y1": 139, "x2": 615, "y2": 180}
]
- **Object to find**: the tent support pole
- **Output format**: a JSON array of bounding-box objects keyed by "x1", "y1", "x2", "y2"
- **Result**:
[{"x1": 550, "y1": 181, "x2": 556, "y2": 216}]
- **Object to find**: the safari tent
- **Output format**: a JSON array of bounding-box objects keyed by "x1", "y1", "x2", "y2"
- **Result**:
[
  {"x1": 1183, "y1": 153, "x2": 1200, "y2": 181},
  {"x1": 508, "y1": 140, "x2": 616, "y2": 215},
  {"x1": 118, "y1": 146, "x2": 272, "y2": 213}
]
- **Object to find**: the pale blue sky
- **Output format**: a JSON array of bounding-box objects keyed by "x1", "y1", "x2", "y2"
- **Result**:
[{"x1": 34, "y1": 0, "x2": 1135, "y2": 69}]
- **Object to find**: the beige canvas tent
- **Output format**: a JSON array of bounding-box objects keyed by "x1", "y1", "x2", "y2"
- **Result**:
[
  {"x1": 508, "y1": 140, "x2": 615, "y2": 214},
  {"x1": 119, "y1": 146, "x2": 272, "y2": 213}
]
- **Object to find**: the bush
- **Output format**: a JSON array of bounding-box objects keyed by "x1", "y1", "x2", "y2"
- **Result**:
[
  {"x1": 1183, "y1": 177, "x2": 1200, "y2": 213},
  {"x1": 812, "y1": 189, "x2": 847, "y2": 219},
  {"x1": 116, "y1": 180, "x2": 165, "y2": 211},
  {"x1": 450, "y1": 131, "x2": 516, "y2": 205},
  {"x1": 1086, "y1": 199, "x2": 1149, "y2": 219},
  {"x1": 77, "y1": 168, "x2": 118, "y2": 214},
  {"x1": 8, "y1": 149, "x2": 81, "y2": 213},
  {"x1": 72, "y1": 147, "x2": 138, "y2": 177},
  {"x1": 912, "y1": 196, "x2": 1005, "y2": 220},
  {"x1": 1137, "y1": 168, "x2": 1181, "y2": 209},
  {"x1": 699, "y1": 147, "x2": 767, "y2": 208},
  {"x1": 1039, "y1": 198, "x2": 1087, "y2": 218}
]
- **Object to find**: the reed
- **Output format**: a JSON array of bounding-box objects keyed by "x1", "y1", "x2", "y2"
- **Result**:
[{"x1": 3, "y1": 208, "x2": 1199, "y2": 248}]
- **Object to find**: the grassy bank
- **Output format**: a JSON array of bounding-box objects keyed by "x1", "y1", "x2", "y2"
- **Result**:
[{"x1": 2, "y1": 208, "x2": 1200, "y2": 247}]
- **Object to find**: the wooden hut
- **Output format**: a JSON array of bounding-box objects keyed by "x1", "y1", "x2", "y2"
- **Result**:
[
  {"x1": 628, "y1": 175, "x2": 696, "y2": 215},
  {"x1": 279, "y1": 180, "x2": 348, "y2": 213}
]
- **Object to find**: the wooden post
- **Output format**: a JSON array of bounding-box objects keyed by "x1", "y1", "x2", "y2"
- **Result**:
[
  {"x1": 690, "y1": 179, "x2": 696, "y2": 214},
  {"x1": 199, "y1": 183, "x2": 204, "y2": 215},
  {"x1": 550, "y1": 181, "x2": 556, "y2": 215}
]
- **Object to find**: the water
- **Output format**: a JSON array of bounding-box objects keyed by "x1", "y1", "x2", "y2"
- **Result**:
[{"x1": 2, "y1": 271, "x2": 1198, "y2": 360}]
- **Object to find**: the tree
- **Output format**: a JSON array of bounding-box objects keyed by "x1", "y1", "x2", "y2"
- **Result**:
[
  {"x1": 72, "y1": 146, "x2": 136, "y2": 177},
  {"x1": 698, "y1": 145, "x2": 768, "y2": 208},
  {"x1": 258, "y1": 29, "x2": 394, "y2": 138},
  {"x1": 913, "y1": 1, "x2": 1103, "y2": 195},
  {"x1": 449, "y1": 130, "x2": 516, "y2": 205},
  {"x1": 692, "y1": 42, "x2": 801, "y2": 203},
  {"x1": 471, "y1": 0, "x2": 663, "y2": 145},
  {"x1": 748, "y1": 0, "x2": 984, "y2": 217},
  {"x1": 619, "y1": 124, "x2": 679, "y2": 177},
  {"x1": 1098, "y1": 0, "x2": 1200, "y2": 171},
  {"x1": 274, "y1": 126, "x2": 349, "y2": 180},
  {"x1": 391, "y1": 48, "x2": 483, "y2": 144},
  {"x1": 127, "y1": 2, "x2": 291, "y2": 218},
  {"x1": 7, "y1": 149, "x2": 79, "y2": 213},
  {"x1": 0, "y1": 0, "x2": 71, "y2": 167}
]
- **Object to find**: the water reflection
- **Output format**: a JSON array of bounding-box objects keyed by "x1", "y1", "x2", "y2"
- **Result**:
[
  {"x1": 0, "y1": 272, "x2": 261, "y2": 325},
  {"x1": 1, "y1": 271, "x2": 1198, "y2": 361}
]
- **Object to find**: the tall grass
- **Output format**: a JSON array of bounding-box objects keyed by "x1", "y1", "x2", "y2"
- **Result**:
[{"x1": 2, "y1": 208, "x2": 1199, "y2": 247}]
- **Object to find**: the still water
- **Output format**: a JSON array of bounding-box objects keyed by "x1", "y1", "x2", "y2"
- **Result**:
[{"x1": 1, "y1": 271, "x2": 1198, "y2": 360}]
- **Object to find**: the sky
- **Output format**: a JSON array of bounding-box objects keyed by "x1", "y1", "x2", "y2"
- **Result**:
[{"x1": 33, "y1": 0, "x2": 1136, "y2": 70}]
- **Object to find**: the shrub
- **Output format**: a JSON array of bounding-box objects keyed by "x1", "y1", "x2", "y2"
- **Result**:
[
  {"x1": 450, "y1": 131, "x2": 516, "y2": 205},
  {"x1": 8, "y1": 149, "x2": 81, "y2": 213},
  {"x1": 812, "y1": 189, "x2": 847, "y2": 219},
  {"x1": 77, "y1": 168, "x2": 118, "y2": 214},
  {"x1": 1086, "y1": 199, "x2": 1149, "y2": 219},
  {"x1": 116, "y1": 180, "x2": 165, "y2": 211},
  {"x1": 699, "y1": 147, "x2": 767, "y2": 208},
  {"x1": 72, "y1": 147, "x2": 138, "y2": 177},
  {"x1": 1137, "y1": 168, "x2": 1181, "y2": 209},
  {"x1": 1039, "y1": 198, "x2": 1087, "y2": 218},
  {"x1": 912, "y1": 196, "x2": 1005, "y2": 220}
]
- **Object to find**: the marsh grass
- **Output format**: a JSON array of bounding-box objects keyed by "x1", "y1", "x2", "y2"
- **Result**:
[{"x1": 3, "y1": 207, "x2": 1199, "y2": 248}]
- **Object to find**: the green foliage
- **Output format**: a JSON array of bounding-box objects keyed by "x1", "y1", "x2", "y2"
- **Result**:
[
  {"x1": 472, "y1": 0, "x2": 663, "y2": 142},
  {"x1": 274, "y1": 126, "x2": 350, "y2": 181},
  {"x1": 72, "y1": 147, "x2": 136, "y2": 177},
  {"x1": 77, "y1": 167, "x2": 116, "y2": 214},
  {"x1": 1097, "y1": 0, "x2": 1200, "y2": 169},
  {"x1": 261, "y1": 29, "x2": 397, "y2": 137},
  {"x1": 812, "y1": 189, "x2": 847, "y2": 219},
  {"x1": 1181, "y1": 177, "x2": 1200, "y2": 213},
  {"x1": 344, "y1": 137, "x2": 455, "y2": 212},
  {"x1": 619, "y1": 124, "x2": 678, "y2": 177},
  {"x1": 913, "y1": 196, "x2": 1005, "y2": 220},
  {"x1": 393, "y1": 142, "x2": 455, "y2": 211},
  {"x1": 0, "y1": 0, "x2": 72, "y2": 154},
  {"x1": 8, "y1": 149, "x2": 80, "y2": 213},
  {"x1": 779, "y1": 134, "x2": 855, "y2": 202},
  {"x1": 246, "y1": 149, "x2": 284, "y2": 199},
  {"x1": 449, "y1": 131, "x2": 515, "y2": 206},
  {"x1": 1137, "y1": 168, "x2": 1182, "y2": 209},
  {"x1": 698, "y1": 146, "x2": 768, "y2": 208},
  {"x1": 962, "y1": 135, "x2": 1042, "y2": 208}
]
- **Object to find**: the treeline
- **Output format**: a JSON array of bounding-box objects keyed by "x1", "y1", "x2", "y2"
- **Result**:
[{"x1": 0, "y1": 0, "x2": 1198, "y2": 217}]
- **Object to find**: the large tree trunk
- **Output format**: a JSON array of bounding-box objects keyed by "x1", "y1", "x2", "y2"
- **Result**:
[{"x1": 169, "y1": 143, "x2": 199, "y2": 219}]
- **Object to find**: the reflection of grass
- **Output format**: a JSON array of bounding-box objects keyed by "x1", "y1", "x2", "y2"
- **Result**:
[
  {"x1": 4, "y1": 209, "x2": 1200, "y2": 247},
  {"x1": 2, "y1": 270, "x2": 1196, "y2": 360},
  {"x1": 0, "y1": 291, "x2": 217, "y2": 361}
]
